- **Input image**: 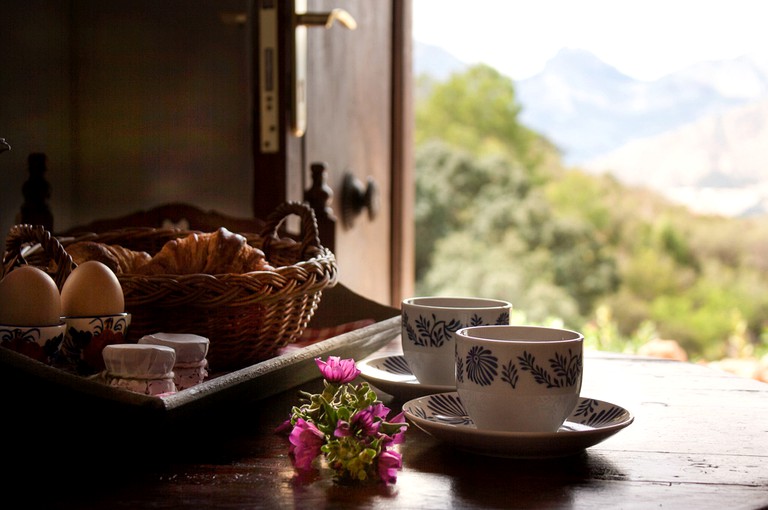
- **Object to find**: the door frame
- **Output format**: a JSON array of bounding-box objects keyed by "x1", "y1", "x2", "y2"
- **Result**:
[{"x1": 390, "y1": 0, "x2": 414, "y2": 305}]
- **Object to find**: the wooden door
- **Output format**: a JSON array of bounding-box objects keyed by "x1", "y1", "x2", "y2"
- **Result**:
[{"x1": 252, "y1": 0, "x2": 413, "y2": 306}]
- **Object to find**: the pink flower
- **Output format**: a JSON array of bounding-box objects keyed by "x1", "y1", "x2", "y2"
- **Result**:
[
  {"x1": 351, "y1": 405, "x2": 383, "y2": 437},
  {"x1": 370, "y1": 402, "x2": 390, "y2": 420},
  {"x1": 315, "y1": 356, "x2": 360, "y2": 384},
  {"x1": 275, "y1": 418, "x2": 293, "y2": 434},
  {"x1": 389, "y1": 412, "x2": 408, "y2": 444},
  {"x1": 381, "y1": 422, "x2": 408, "y2": 447},
  {"x1": 388, "y1": 411, "x2": 406, "y2": 423},
  {"x1": 377, "y1": 448, "x2": 403, "y2": 485},
  {"x1": 289, "y1": 418, "x2": 325, "y2": 471},
  {"x1": 374, "y1": 410, "x2": 408, "y2": 447},
  {"x1": 334, "y1": 419, "x2": 351, "y2": 438}
]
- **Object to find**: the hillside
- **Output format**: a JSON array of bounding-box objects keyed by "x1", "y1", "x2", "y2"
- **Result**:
[
  {"x1": 583, "y1": 99, "x2": 768, "y2": 217},
  {"x1": 413, "y1": 41, "x2": 768, "y2": 217}
]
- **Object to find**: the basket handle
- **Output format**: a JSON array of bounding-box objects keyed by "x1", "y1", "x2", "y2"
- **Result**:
[
  {"x1": 2, "y1": 224, "x2": 75, "y2": 290},
  {"x1": 260, "y1": 201, "x2": 323, "y2": 258}
]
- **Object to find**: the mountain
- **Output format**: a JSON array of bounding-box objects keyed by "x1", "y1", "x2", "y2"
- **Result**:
[
  {"x1": 413, "y1": 42, "x2": 768, "y2": 217},
  {"x1": 584, "y1": 98, "x2": 768, "y2": 216},
  {"x1": 515, "y1": 48, "x2": 768, "y2": 165},
  {"x1": 414, "y1": 42, "x2": 468, "y2": 82}
]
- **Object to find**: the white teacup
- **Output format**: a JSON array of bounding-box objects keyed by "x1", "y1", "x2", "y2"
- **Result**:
[
  {"x1": 401, "y1": 297, "x2": 512, "y2": 386},
  {"x1": 455, "y1": 325, "x2": 583, "y2": 432}
]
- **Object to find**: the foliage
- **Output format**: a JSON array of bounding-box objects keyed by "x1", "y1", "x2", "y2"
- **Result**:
[
  {"x1": 415, "y1": 64, "x2": 557, "y2": 176},
  {"x1": 414, "y1": 64, "x2": 768, "y2": 362},
  {"x1": 414, "y1": 66, "x2": 619, "y2": 327}
]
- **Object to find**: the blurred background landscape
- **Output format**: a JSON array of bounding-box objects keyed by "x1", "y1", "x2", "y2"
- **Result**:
[
  {"x1": 411, "y1": 3, "x2": 768, "y2": 381},
  {"x1": 416, "y1": 43, "x2": 768, "y2": 218}
]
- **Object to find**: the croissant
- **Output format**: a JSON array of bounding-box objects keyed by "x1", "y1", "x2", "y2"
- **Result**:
[
  {"x1": 135, "y1": 227, "x2": 274, "y2": 275},
  {"x1": 66, "y1": 241, "x2": 152, "y2": 275}
]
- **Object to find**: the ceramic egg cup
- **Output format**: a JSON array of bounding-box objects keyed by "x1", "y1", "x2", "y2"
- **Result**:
[
  {"x1": 60, "y1": 313, "x2": 131, "y2": 375},
  {"x1": 0, "y1": 265, "x2": 66, "y2": 365},
  {"x1": 0, "y1": 322, "x2": 66, "y2": 365}
]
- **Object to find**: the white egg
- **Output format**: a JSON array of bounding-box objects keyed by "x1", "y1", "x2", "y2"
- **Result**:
[
  {"x1": 61, "y1": 260, "x2": 125, "y2": 317},
  {"x1": 0, "y1": 266, "x2": 62, "y2": 326}
]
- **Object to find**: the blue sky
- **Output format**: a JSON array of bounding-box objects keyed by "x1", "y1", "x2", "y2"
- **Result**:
[{"x1": 412, "y1": 0, "x2": 766, "y2": 81}]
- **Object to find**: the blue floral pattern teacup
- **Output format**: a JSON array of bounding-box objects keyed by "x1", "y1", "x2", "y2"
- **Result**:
[
  {"x1": 455, "y1": 325, "x2": 583, "y2": 432},
  {"x1": 401, "y1": 297, "x2": 512, "y2": 386}
]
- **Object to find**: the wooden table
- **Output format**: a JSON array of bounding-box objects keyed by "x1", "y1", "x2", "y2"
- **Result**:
[{"x1": 9, "y1": 341, "x2": 768, "y2": 509}]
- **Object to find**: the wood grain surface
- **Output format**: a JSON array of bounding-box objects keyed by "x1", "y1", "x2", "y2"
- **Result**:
[{"x1": 8, "y1": 341, "x2": 768, "y2": 510}]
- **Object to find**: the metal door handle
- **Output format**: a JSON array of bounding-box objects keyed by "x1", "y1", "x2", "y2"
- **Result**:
[
  {"x1": 341, "y1": 173, "x2": 379, "y2": 228},
  {"x1": 292, "y1": 1, "x2": 357, "y2": 137},
  {"x1": 297, "y1": 9, "x2": 357, "y2": 30}
]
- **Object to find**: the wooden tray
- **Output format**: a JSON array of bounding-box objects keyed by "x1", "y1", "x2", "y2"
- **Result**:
[{"x1": 1, "y1": 316, "x2": 400, "y2": 434}]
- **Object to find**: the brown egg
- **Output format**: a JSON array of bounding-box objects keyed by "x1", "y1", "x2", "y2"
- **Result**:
[
  {"x1": 0, "y1": 266, "x2": 62, "y2": 326},
  {"x1": 61, "y1": 260, "x2": 125, "y2": 317}
]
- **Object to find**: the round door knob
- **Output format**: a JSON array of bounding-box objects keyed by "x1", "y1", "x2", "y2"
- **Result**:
[{"x1": 341, "y1": 173, "x2": 379, "y2": 228}]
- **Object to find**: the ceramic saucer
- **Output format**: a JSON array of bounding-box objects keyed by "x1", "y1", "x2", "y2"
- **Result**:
[
  {"x1": 358, "y1": 354, "x2": 454, "y2": 401},
  {"x1": 402, "y1": 392, "x2": 634, "y2": 459}
]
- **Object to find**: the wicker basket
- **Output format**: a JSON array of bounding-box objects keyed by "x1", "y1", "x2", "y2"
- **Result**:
[{"x1": 3, "y1": 201, "x2": 339, "y2": 371}]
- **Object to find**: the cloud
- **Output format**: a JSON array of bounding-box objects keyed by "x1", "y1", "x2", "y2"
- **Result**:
[{"x1": 412, "y1": 0, "x2": 764, "y2": 81}]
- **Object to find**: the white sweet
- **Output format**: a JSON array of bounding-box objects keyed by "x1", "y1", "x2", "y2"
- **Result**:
[
  {"x1": 138, "y1": 332, "x2": 210, "y2": 390},
  {"x1": 102, "y1": 343, "x2": 176, "y2": 378},
  {"x1": 138, "y1": 332, "x2": 209, "y2": 363}
]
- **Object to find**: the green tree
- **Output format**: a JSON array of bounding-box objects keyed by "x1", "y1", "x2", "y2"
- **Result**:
[
  {"x1": 414, "y1": 140, "x2": 618, "y2": 325},
  {"x1": 414, "y1": 63, "x2": 768, "y2": 363},
  {"x1": 414, "y1": 141, "x2": 531, "y2": 283},
  {"x1": 415, "y1": 64, "x2": 546, "y2": 170}
]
